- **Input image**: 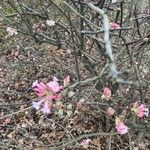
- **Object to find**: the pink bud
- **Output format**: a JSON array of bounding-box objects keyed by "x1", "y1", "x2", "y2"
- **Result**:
[
  {"x1": 110, "y1": 22, "x2": 121, "y2": 29},
  {"x1": 64, "y1": 76, "x2": 70, "y2": 87},
  {"x1": 143, "y1": 38, "x2": 148, "y2": 42},
  {"x1": 106, "y1": 107, "x2": 115, "y2": 116},
  {"x1": 77, "y1": 98, "x2": 85, "y2": 109},
  {"x1": 101, "y1": 87, "x2": 111, "y2": 100}
]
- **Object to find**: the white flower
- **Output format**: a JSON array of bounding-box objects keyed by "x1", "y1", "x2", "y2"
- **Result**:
[
  {"x1": 7, "y1": 27, "x2": 18, "y2": 36},
  {"x1": 81, "y1": 138, "x2": 91, "y2": 149},
  {"x1": 32, "y1": 101, "x2": 41, "y2": 110},
  {"x1": 46, "y1": 20, "x2": 55, "y2": 27}
]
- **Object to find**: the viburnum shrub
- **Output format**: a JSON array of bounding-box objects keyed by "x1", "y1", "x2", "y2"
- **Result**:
[
  {"x1": 32, "y1": 78, "x2": 149, "y2": 135},
  {"x1": 102, "y1": 87, "x2": 149, "y2": 135}
]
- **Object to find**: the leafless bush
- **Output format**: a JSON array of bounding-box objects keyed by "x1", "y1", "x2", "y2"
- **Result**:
[{"x1": 0, "y1": 0, "x2": 149, "y2": 149}]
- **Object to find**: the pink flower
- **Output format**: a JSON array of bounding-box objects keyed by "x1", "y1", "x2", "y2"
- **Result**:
[
  {"x1": 54, "y1": 93, "x2": 61, "y2": 101},
  {"x1": 106, "y1": 107, "x2": 115, "y2": 116},
  {"x1": 49, "y1": 93, "x2": 61, "y2": 101},
  {"x1": 32, "y1": 76, "x2": 63, "y2": 114},
  {"x1": 47, "y1": 76, "x2": 63, "y2": 93},
  {"x1": 131, "y1": 101, "x2": 149, "y2": 118},
  {"x1": 110, "y1": 22, "x2": 121, "y2": 29},
  {"x1": 101, "y1": 87, "x2": 111, "y2": 100},
  {"x1": 32, "y1": 80, "x2": 48, "y2": 97},
  {"x1": 7, "y1": 27, "x2": 18, "y2": 36},
  {"x1": 32, "y1": 77, "x2": 63, "y2": 97},
  {"x1": 115, "y1": 117, "x2": 128, "y2": 135},
  {"x1": 81, "y1": 138, "x2": 91, "y2": 149},
  {"x1": 46, "y1": 20, "x2": 55, "y2": 27},
  {"x1": 116, "y1": 123, "x2": 128, "y2": 135}
]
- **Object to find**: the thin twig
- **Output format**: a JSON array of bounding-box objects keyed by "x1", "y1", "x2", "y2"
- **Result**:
[
  {"x1": 0, "y1": 106, "x2": 32, "y2": 120},
  {"x1": 63, "y1": 1, "x2": 101, "y2": 30},
  {"x1": 49, "y1": 132, "x2": 117, "y2": 149}
]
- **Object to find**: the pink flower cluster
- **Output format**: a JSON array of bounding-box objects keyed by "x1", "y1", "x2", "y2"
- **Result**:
[
  {"x1": 102, "y1": 88, "x2": 149, "y2": 135},
  {"x1": 131, "y1": 101, "x2": 149, "y2": 118},
  {"x1": 32, "y1": 76, "x2": 63, "y2": 114},
  {"x1": 115, "y1": 117, "x2": 128, "y2": 135}
]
